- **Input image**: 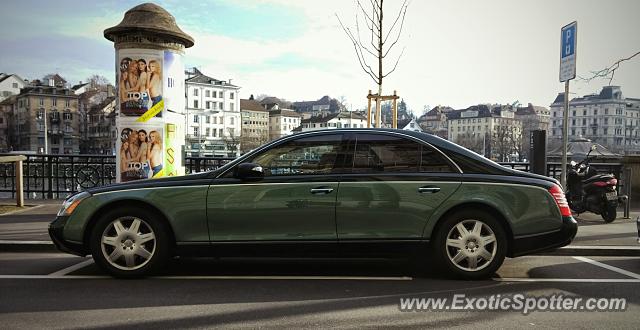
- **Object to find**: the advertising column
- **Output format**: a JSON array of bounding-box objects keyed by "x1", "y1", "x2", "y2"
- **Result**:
[{"x1": 104, "y1": 3, "x2": 194, "y2": 182}]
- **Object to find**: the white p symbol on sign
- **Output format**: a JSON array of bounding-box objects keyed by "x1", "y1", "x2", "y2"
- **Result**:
[{"x1": 565, "y1": 30, "x2": 572, "y2": 55}]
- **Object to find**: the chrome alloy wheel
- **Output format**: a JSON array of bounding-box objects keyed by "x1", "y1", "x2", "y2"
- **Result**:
[
  {"x1": 100, "y1": 217, "x2": 156, "y2": 271},
  {"x1": 445, "y1": 220, "x2": 497, "y2": 272}
]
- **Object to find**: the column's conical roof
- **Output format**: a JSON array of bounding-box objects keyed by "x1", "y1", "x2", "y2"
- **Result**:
[{"x1": 104, "y1": 3, "x2": 194, "y2": 48}]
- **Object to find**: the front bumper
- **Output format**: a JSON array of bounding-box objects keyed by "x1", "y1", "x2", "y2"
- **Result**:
[
  {"x1": 49, "y1": 216, "x2": 88, "y2": 256},
  {"x1": 510, "y1": 216, "x2": 578, "y2": 257}
]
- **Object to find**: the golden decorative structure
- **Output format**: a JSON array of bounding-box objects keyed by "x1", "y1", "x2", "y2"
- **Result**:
[{"x1": 366, "y1": 90, "x2": 400, "y2": 128}]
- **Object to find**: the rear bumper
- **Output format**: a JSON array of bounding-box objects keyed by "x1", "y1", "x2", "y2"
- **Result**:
[
  {"x1": 510, "y1": 216, "x2": 578, "y2": 257},
  {"x1": 48, "y1": 216, "x2": 88, "y2": 257}
]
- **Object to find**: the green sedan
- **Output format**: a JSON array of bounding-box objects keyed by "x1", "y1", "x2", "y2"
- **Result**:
[{"x1": 50, "y1": 129, "x2": 577, "y2": 279}]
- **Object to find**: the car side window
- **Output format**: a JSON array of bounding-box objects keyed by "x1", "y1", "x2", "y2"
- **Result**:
[
  {"x1": 247, "y1": 134, "x2": 346, "y2": 176},
  {"x1": 352, "y1": 134, "x2": 454, "y2": 173}
]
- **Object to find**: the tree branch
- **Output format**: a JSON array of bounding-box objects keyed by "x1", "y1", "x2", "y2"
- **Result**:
[
  {"x1": 336, "y1": 14, "x2": 379, "y2": 84},
  {"x1": 383, "y1": 0, "x2": 408, "y2": 45},
  {"x1": 382, "y1": 46, "x2": 405, "y2": 78},
  {"x1": 356, "y1": 0, "x2": 379, "y2": 30},
  {"x1": 578, "y1": 50, "x2": 640, "y2": 85}
]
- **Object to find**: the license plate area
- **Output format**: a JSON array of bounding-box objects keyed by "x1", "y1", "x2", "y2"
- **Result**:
[{"x1": 606, "y1": 191, "x2": 618, "y2": 200}]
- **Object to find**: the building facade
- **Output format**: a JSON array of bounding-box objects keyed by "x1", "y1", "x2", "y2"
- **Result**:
[
  {"x1": 549, "y1": 86, "x2": 640, "y2": 154},
  {"x1": 299, "y1": 111, "x2": 367, "y2": 133},
  {"x1": 85, "y1": 97, "x2": 117, "y2": 154},
  {"x1": 269, "y1": 109, "x2": 301, "y2": 140},
  {"x1": 14, "y1": 84, "x2": 80, "y2": 154},
  {"x1": 240, "y1": 98, "x2": 269, "y2": 153},
  {"x1": 448, "y1": 105, "x2": 523, "y2": 161},
  {"x1": 185, "y1": 68, "x2": 241, "y2": 157},
  {"x1": 0, "y1": 74, "x2": 27, "y2": 102}
]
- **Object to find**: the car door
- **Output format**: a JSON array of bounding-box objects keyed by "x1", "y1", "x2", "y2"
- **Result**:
[
  {"x1": 336, "y1": 132, "x2": 462, "y2": 244},
  {"x1": 207, "y1": 133, "x2": 347, "y2": 244}
]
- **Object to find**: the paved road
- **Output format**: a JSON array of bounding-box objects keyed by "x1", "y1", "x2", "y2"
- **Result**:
[{"x1": 0, "y1": 253, "x2": 638, "y2": 328}]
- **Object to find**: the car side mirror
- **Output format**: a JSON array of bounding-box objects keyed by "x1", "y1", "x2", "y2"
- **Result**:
[{"x1": 235, "y1": 163, "x2": 264, "y2": 181}]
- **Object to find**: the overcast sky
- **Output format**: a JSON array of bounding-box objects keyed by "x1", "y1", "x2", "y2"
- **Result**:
[{"x1": 1, "y1": 0, "x2": 638, "y2": 113}]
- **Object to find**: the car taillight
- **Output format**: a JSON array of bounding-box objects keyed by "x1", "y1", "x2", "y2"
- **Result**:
[{"x1": 549, "y1": 184, "x2": 572, "y2": 217}]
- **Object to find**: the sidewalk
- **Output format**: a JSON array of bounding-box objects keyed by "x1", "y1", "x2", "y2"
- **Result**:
[{"x1": 0, "y1": 199, "x2": 638, "y2": 255}]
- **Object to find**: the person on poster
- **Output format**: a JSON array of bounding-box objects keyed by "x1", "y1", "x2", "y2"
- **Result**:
[
  {"x1": 118, "y1": 57, "x2": 132, "y2": 102},
  {"x1": 147, "y1": 59, "x2": 162, "y2": 106},
  {"x1": 133, "y1": 59, "x2": 151, "y2": 111},
  {"x1": 135, "y1": 129, "x2": 151, "y2": 178},
  {"x1": 148, "y1": 130, "x2": 163, "y2": 176}
]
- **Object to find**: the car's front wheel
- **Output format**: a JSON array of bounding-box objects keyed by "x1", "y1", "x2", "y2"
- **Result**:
[
  {"x1": 90, "y1": 207, "x2": 170, "y2": 278},
  {"x1": 432, "y1": 210, "x2": 507, "y2": 280}
]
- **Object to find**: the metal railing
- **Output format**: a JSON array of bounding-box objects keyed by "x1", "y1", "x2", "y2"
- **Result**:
[
  {"x1": 0, "y1": 154, "x2": 631, "y2": 203},
  {"x1": 0, "y1": 154, "x2": 234, "y2": 199}
]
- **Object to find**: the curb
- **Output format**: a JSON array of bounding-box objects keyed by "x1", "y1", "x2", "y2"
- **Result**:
[
  {"x1": 1, "y1": 241, "x2": 639, "y2": 256},
  {"x1": 536, "y1": 245, "x2": 640, "y2": 257},
  {"x1": 0, "y1": 240, "x2": 57, "y2": 253}
]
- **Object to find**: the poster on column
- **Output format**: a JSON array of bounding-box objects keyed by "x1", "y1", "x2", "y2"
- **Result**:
[
  {"x1": 118, "y1": 49, "x2": 164, "y2": 118},
  {"x1": 117, "y1": 124, "x2": 164, "y2": 182},
  {"x1": 163, "y1": 50, "x2": 184, "y2": 115}
]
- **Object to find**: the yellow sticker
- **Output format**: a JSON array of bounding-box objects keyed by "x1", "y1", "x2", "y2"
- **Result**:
[
  {"x1": 152, "y1": 170, "x2": 165, "y2": 178},
  {"x1": 136, "y1": 99, "x2": 164, "y2": 122}
]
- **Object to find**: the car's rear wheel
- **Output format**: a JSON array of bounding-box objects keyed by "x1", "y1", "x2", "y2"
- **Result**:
[
  {"x1": 90, "y1": 207, "x2": 170, "y2": 278},
  {"x1": 432, "y1": 210, "x2": 507, "y2": 280}
]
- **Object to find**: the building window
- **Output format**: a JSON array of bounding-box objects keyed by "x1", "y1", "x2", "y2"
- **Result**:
[
  {"x1": 219, "y1": 128, "x2": 223, "y2": 137},
  {"x1": 205, "y1": 90, "x2": 210, "y2": 97},
  {"x1": 193, "y1": 89, "x2": 198, "y2": 96},
  {"x1": 52, "y1": 98, "x2": 57, "y2": 107},
  {"x1": 230, "y1": 92, "x2": 234, "y2": 99},
  {"x1": 39, "y1": 98, "x2": 44, "y2": 106},
  {"x1": 220, "y1": 117, "x2": 224, "y2": 124},
  {"x1": 219, "y1": 102, "x2": 224, "y2": 110},
  {"x1": 193, "y1": 115, "x2": 199, "y2": 123},
  {"x1": 206, "y1": 128, "x2": 210, "y2": 136},
  {"x1": 65, "y1": 99, "x2": 70, "y2": 108},
  {"x1": 63, "y1": 112, "x2": 72, "y2": 120},
  {"x1": 230, "y1": 102, "x2": 234, "y2": 111},
  {"x1": 212, "y1": 91, "x2": 217, "y2": 98},
  {"x1": 193, "y1": 127, "x2": 199, "y2": 136},
  {"x1": 194, "y1": 100, "x2": 199, "y2": 108},
  {"x1": 12, "y1": 83, "x2": 18, "y2": 88},
  {"x1": 205, "y1": 116, "x2": 210, "y2": 124}
]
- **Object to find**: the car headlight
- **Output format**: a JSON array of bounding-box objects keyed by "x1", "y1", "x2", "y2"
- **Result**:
[{"x1": 57, "y1": 191, "x2": 91, "y2": 216}]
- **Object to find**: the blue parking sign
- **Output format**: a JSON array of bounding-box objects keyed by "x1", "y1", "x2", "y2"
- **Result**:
[
  {"x1": 559, "y1": 21, "x2": 577, "y2": 82},
  {"x1": 562, "y1": 24, "x2": 576, "y2": 58}
]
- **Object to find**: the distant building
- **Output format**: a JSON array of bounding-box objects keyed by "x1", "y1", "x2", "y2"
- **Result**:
[
  {"x1": 515, "y1": 103, "x2": 551, "y2": 160},
  {"x1": 0, "y1": 95, "x2": 17, "y2": 151},
  {"x1": 397, "y1": 118, "x2": 422, "y2": 132},
  {"x1": 299, "y1": 111, "x2": 367, "y2": 133},
  {"x1": 0, "y1": 73, "x2": 28, "y2": 102},
  {"x1": 269, "y1": 109, "x2": 301, "y2": 140},
  {"x1": 240, "y1": 98, "x2": 269, "y2": 153},
  {"x1": 85, "y1": 97, "x2": 116, "y2": 155},
  {"x1": 448, "y1": 104, "x2": 523, "y2": 161},
  {"x1": 549, "y1": 86, "x2": 640, "y2": 155},
  {"x1": 13, "y1": 82, "x2": 80, "y2": 154},
  {"x1": 418, "y1": 106, "x2": 453, "y2": 139},
  {"x1": 185, "y1": 67, "x2": 241, "y2": 157},
  {"x1": 292, "y1": 96, "x2": 342, "y2": 114}
]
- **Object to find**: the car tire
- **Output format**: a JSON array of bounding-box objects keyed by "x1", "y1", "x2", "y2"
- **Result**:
[
  {"x1": 89, "y1": 206, "x2": 171, "y2": 278},
  {"x1": 432, "y1": 210, "x2": 507, "y2": 280}
]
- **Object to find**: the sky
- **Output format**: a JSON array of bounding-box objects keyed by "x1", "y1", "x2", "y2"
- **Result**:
[{"x1": 1, "y1": 0, "x2": 639, "y2": 114}]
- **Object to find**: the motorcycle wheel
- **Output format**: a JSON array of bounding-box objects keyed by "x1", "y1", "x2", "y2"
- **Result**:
[{"x1": 601, "y1": 204, "x2": 617, "y2": 223}]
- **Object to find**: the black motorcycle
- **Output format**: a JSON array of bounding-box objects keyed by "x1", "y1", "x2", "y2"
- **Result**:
[{"x1": 565, "y1": 145, "x2": 619, "y2": 223}]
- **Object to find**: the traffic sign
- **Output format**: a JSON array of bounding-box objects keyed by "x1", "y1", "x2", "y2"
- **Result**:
[{"x1": 560, "y1": 21, "x2": 577, "y2": 82}]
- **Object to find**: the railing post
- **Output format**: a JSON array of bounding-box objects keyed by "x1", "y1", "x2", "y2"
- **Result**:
[
  {"x1": 15, "y1": 160, "x2": 24, "y2": 207},
  {"x1": 47, "y1": 155, "x2": 53, "y2": 199}
]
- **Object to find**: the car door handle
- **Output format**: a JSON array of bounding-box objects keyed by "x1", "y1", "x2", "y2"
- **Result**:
[
  {"x1": 310, "y1": 188, "x2": 334, "y2": 195},
  {"x1": 418, "y1": 186, "x2": 441, "y2": 194}
]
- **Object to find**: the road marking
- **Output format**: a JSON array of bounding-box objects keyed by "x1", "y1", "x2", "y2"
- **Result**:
[
  {"x1": 573, "y1": 256, "x2": 640, "y2": 280},
  {"x1": 493, "y1": 277, "x2": 640, "y2": 283},
  {"x1": 48, "y1": 258, "x2": 94, "y2": 276}
]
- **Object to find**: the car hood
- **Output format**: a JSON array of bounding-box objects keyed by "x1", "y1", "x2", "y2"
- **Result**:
[{"x1": 85, "y1": 171, "x2": 216, "y2": 194}]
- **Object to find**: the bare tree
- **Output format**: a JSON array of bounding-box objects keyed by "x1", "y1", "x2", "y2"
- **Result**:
[
  {"x1": 456, "y1": 132, "x2": 483, "y2": 155},
  {"x1": 578, "y1": 50, "x2": 640, "y2": 85},
  {"x1": 336, "y1": 0, "x2": 409, "y2": 127},
  {"x1": 222, "y1": 128, "x2": 241, "y2": 157},
  {"x1": 85, "y1": 74, "x2": 111, "y2": 89}
]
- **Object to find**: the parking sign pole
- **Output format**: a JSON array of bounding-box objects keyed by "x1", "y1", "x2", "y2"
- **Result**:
[{"x1": 561, "y1": 80, "x2": 570, "y2": 189}]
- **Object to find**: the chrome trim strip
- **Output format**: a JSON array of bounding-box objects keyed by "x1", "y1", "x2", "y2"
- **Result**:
[{"x1": 91, "y1": 185, "x2": 211, "y2": 195}]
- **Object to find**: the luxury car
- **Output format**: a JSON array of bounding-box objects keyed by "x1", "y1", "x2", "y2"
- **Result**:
[{"x1": 50, "y1": 129, "x2": 577, "y2": 279}]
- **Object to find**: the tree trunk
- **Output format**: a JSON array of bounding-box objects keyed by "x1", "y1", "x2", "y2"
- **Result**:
[{"x1": 376, "y1": 0, "x2": 383, "y2": 128}]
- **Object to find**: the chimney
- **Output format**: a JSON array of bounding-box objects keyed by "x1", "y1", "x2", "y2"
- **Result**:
[{"x1": 229, "y1": 79, "x2": 232, "y2": 85}]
